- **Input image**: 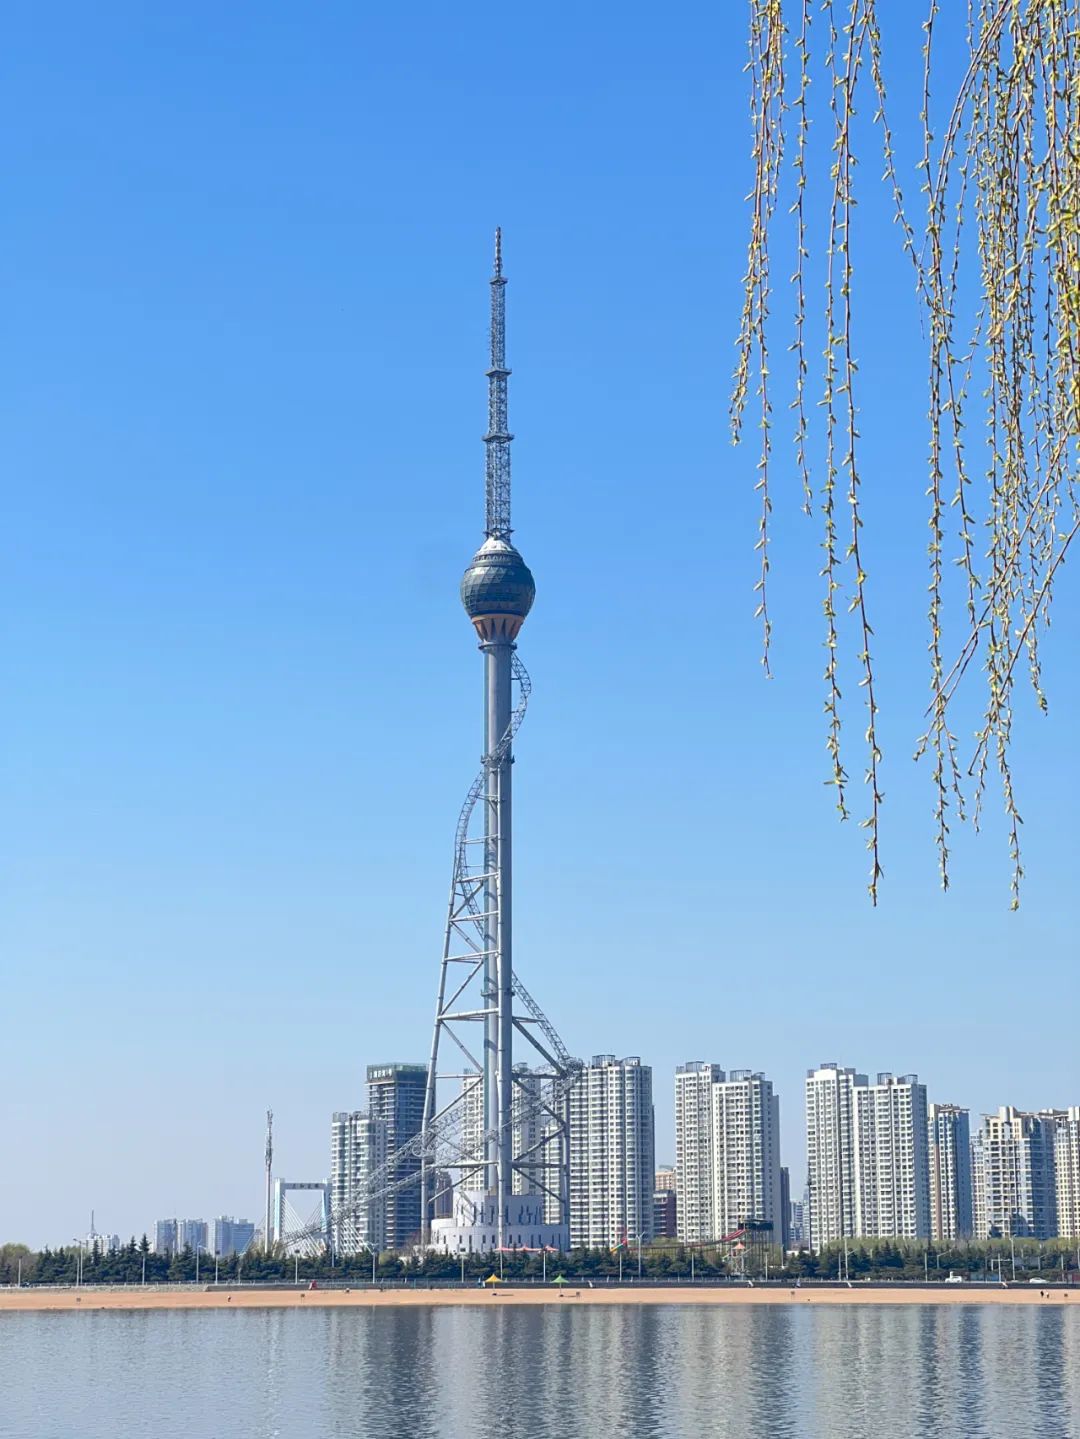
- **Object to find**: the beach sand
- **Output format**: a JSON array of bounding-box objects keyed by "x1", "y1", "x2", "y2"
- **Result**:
[{"x1": 1, "y1": 1284, "x2": 1074, "y2": 1313}]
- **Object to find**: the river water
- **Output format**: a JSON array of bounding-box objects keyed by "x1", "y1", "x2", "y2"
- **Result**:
[{"x1": 3, "y1": 1302, "x2": 1078, "y2": 1438}]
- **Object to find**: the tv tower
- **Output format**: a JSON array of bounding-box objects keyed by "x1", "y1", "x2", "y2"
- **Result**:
[
  {"x1": 420, "y1": 232, "x2": 577, "y2": 1254},
  {"x1": 270, "y1": 236, "x2": 580, "y2": 1262}
]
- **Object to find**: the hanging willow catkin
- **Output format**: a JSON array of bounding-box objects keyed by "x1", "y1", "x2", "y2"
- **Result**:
[
  {"x1": 732, "y1": 0, "x2": 786, "y2": 678},
  {"x1": 733, "y1": 0, "x2": 1080, "y2": 906}
]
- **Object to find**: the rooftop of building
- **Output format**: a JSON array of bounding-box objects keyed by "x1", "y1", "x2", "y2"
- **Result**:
[{"x1": 366, "y1": 1063, "x2": 427, "y2": 1081}]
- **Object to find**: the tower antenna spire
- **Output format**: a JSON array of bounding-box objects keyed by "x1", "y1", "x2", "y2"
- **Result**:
[{"x1": 484, "y1": 227, "x2": 512, "y2": 539}]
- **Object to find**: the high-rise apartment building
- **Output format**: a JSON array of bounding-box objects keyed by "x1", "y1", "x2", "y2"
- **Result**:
[
  {"x1": 155, "y1": 1218, "x2": 206, "y2": 1255},
  {"x1": 805, "y1": 1063, "x2": 862, "y2": 1251},
  {"x1": 928, "y1": 1103, "x2": 973, "y2": 1241},
  {"x1": 653, "y1": 1187, "x2": 678, "y2": 1238},
  {"x1": 367, "y1": 1063, "x2": 426, "y2": 1248},
  {"x1": 972, "y1": 1107, "x2": 1064, "y2": 1240},
  {"x1": 153, "y1": 1219, "x2": 178, "y2": 1256},
  {"x1": 1054, "y1": 1109, "x2": 1080, "y2": 1241},
  {"x1": 177, "y1": 1220, "x2": 208, "y2": 1254},
  {"x1": 675, "y1": 1062, "x2": 722, "y2": 1242},
  {"x1": 780, "y1": 1167, "x2": 792, "y2": 1250},
  {"x1": 654, "y1": 1166, "x2": 677, "y2": 1238},
  {"x1": 971, "y1": 1126, "x2": 988, "y2": 1239},
  {"x1": 710, "y1": 1070, "x2": 784, "y2": 1243},
  {"x1": 788, "y1": 1197, "x2": 806, "y2": 1248},
  {"x1": 805, "y1": 1064, "x2": 931, "y2": 1250},
  {"x1": 674, "y1": 1064, "x2": 784, "y2": 1246},
  {"x1": 568, "y1": 1056, "x2": 655, "y2": 1249},
  {"x1": 853, "y1": 1074, "x2": 930, "y2": 1240},
  {"x1": 461, "y1": 1064, "x2": 550, "y2": 1197},
  {"x1": 511, "y1": 1065, "x2": 547, "y2": 1197},
  {"x1": 460, "y1": 1074, "x2": 484, "y2": 1190},
  {"x1": 430, "y1": 1170, "x2": 454, "y2": 1221},
  {"x1": 330, "y1": 1111, "x2": 390, "y2": 1254},
  {"x1": 212, "y1": 1217, "x2": 255, "y2": 1257}
]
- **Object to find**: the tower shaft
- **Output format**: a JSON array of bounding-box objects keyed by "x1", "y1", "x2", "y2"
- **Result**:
[{"x1": 484, "y1": 637, "x2": 514, "y2": 1234}]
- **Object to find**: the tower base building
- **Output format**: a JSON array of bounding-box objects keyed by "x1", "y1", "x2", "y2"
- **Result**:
[{"x1": 431, "y1": 1190, "x2": 567, "y2": 1255}]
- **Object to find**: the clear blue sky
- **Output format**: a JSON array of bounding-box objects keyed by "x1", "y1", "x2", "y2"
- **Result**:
[{"x1": 2, "y1": 2, "x2": 1076, "y2": 1247}]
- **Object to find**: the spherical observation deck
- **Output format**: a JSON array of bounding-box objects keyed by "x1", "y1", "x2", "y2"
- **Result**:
[{"x1": 460, "y1": 536, "x2": 535, "y2": 640}]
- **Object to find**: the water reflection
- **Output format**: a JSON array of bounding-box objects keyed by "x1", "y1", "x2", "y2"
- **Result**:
[{"x1": 0, "y1": 1302, "x2": 1077, "y2": 1438}]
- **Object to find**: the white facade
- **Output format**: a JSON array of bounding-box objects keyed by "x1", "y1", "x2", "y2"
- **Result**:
[
  {"x1": 928, "y1": 1103, "x2": 973, "y2": 1241},
  {"x1": 568, "y1": 1056, "x2": 655, "y2": 1249},
  {"x1": 853, "y1": 1075, "x2": 930, "y2": 1240},
  {"x1": 1055, "y1": 1109, "x2": 1080, "y2": 1241},
  {"x1": 460, "y1": 1065, "x2": 553, "y2": 1198},
  {"x1": 511, "y1": 1065, "x2": 546, "y2": 1197},
  {"x1": 805, "y1": 1063, "x2": 931, "y2": 1251},
  {"x1": 460, "y1": 1074, "x2": 484, "y2": 1190},
  {"x1": 710, "y1": 1071, "x2": 783, "y2": 1244},
  {"x1": 430, "y1": 1189, "x2": 565, "y2": 1255},
  {"x1": 330, "y1": 1111, "x2": 389, "y2": 1254},
  {"x1": 805, "y1": 1064, "x2": 862, "y2": 1251},
  {"x1": 972, "y1": 1107, "x2": 1064, "y2": 1240},
  {"x1": 675, "y1": 1063, "x2": 722, "y2": 1242}
]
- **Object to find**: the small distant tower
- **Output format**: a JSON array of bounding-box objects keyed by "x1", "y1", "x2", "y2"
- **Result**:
[{"x1": 264, "y1": 1108, "x2": 274, "y2": 1252}]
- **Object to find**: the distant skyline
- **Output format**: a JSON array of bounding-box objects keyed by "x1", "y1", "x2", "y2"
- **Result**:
[{"x1": 3, "y1": 2, "x2": 1076, "y2": 1247}]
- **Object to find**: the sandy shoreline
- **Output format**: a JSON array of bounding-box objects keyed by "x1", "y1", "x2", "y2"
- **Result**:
[{"x1": 1, "y1": 1284, "x2": 1074, "y2": 1313}]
